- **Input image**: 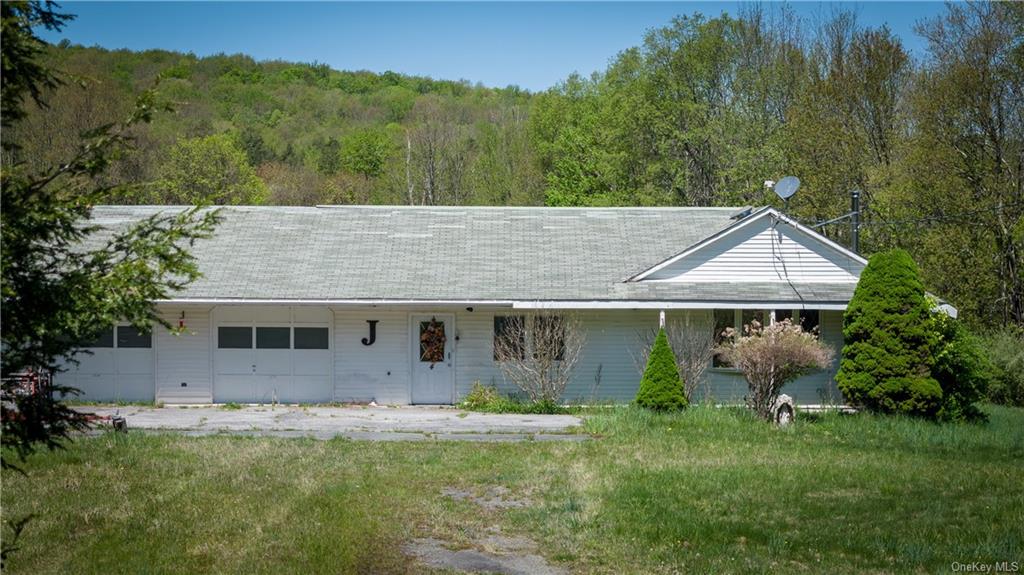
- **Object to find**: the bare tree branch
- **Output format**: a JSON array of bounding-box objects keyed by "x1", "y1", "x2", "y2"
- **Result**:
[{"x1": 494, "y1": 311, "x2": 585, "y2": 402}]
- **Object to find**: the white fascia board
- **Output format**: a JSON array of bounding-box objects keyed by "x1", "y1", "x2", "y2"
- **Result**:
[
  {"x1": 155, "y1": 298, "x2": 517, "y2": 307},
  {"x1": 639, "y1": 277, "x2": 859, "y2": 284},
  {"x1": 157, "y1": 298, "x2": 848, "y2": 311},
  {"x1": 513, "y1": 301, "x2": 849, "y2": 310},
  {"x1": 628, "y1": 207, "x2": 869, "y2": 282}
]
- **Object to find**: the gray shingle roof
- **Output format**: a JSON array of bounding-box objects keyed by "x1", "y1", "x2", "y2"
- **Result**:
[{"x1": 87, "y1": 205, "x2": 855, "y2": 304}]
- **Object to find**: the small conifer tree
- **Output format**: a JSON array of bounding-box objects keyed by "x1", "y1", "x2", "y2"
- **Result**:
[
  {"x1": 837, "y1": 249, "x2": 942, "y2": 417},
  {"x1": 635, "y1": 328, "x2": 688, "y2": 411}
]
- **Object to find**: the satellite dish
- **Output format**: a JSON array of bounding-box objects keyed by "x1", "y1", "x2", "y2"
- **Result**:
[{"x1": 774, "y1": 176, "x2": 800, "y2": 201}]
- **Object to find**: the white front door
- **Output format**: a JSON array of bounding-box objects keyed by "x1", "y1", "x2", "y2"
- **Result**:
[{"x1": 410, "y1": 314, "x2": 454, "y2": 404}]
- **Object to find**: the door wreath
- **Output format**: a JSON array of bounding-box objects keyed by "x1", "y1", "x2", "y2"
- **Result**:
[{"x1": 419, "y1": 317, "x2": 447, "y2": 366}]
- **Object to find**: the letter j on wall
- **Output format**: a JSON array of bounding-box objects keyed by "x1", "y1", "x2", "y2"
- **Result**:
[{"x1": 362, "y1": 320, "x2": 378, "y2": 346}]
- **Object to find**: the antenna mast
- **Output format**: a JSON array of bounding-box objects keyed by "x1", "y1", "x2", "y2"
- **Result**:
[{"x1": 851, "y1": 190, "x2": 861, "y2": 254}]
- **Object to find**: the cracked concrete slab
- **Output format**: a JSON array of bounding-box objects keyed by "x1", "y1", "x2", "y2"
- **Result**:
[
  {"x1": 403, "y1": 537, "x2": 566, "y2": 575},
  {"x1": 442, "y1": 486, "x2": 530, "y2": 510},
  {"x1": 77, "y1": 405, "x2": 585, "y2": 442}
]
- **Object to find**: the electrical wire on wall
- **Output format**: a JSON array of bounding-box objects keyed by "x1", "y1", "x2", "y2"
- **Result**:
[{"x1": 769, "y1": 213, "x2": 806, "y2": 310}]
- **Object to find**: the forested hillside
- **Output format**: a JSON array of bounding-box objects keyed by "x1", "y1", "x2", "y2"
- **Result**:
[
  {"x1": 4, "y1": 43, "x2": 542, "y2": 206},
  {"x1": 3, "y1": 3, "x2": 1021, "y2": 328}
]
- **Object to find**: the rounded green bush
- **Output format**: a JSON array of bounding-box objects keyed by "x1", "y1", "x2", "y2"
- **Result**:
[
  {"x1": 635, "y1": 328, "x2": 688, "y2": 411},
  {"x1": 837, "y1": 249, "x2": 942, "y2": 417},
  {"x1": 931, "y1": 313, "x2": 991, "y2": 421}
]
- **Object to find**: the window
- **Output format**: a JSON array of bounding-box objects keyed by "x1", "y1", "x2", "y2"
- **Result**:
[
  {"x1": 774, "y1": 309, "x2": 794, "y2": 323},
  {"x1": 116, "y1": 326, "x2": 152, "y2": 348},
  {"x1": 294, "y1": 327, "x2": 329, "y2": 350},
  {"x1": 774, "y1": 309, "x2": 819, "y2": 333},
  {"x1": 256, "y1": 327, "x2": 290, "y2": 349},
  {"x1": 85, "y1": 327, "x2": 115, "y2": 348},
  {"x1": 218, "y1": 327, "x2": 252, "y2": 349},
  {"x1": 714, "y1": 309, "x2": 770, "y2": 368},
  {"x1": 713, "y1": 309, "x2": 734, "y2": 367},
  {"x1": 800, "y1": 309, "x2": 820, "y2": 333},
  {"x1": 494, "y1": 316, "x2": 525, "y2": 361},
  {"x1": 742, "y1": 309, "x2": 766, "y2": 330},
  {"x1": 493, "y1": 316, "x2": 566, "y2": 362},
  {"x1": 532, "y1": 316, "x2": 566, "y2": 361}
]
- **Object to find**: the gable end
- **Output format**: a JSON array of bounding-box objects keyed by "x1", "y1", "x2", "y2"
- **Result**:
[{"x1": 630, "y1": 209, "x2": 866, "y2": 284}]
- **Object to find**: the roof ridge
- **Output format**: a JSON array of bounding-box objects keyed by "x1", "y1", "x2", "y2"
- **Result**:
[{"x1": 89, "y1": 204, "x2": 747, "y2": 212}]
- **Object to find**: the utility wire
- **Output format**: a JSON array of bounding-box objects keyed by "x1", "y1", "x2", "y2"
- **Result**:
[{"x1": 803, "y1": 200, "x2": 1024, "y2": 229}]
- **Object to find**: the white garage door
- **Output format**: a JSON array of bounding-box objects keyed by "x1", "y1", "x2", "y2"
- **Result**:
[
  {"x1": 213, "y1": 309, "x2": 332, "y2": 404},
  {"x1": 55, "y1": 326, "x2": 155, "y2": 402}
]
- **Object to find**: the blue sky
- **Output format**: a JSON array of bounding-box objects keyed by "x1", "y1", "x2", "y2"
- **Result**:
[{"x1": 40, "y1": 2, "x2": 948, "y2": 92}]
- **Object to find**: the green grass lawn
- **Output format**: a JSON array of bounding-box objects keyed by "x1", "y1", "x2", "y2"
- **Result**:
[{"x1": 3, "y1": 405, "x2": 1022, "y2": 574}]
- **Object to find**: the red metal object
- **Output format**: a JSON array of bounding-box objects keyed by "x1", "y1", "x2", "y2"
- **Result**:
[{"x1": 4, "y1": 368, "x2": 52, "y2": 398}]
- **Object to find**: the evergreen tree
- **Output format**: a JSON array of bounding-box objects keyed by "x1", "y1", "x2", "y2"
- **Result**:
[
  {"x1": 836, "y1": 249, "x2": 942, "y2": 417},
  {"x1": 635, "y1": 328, "x2": 688, "y2": 411},
  {"x1": 1, "y1": 1, "x2": 220, "y2": 473}
]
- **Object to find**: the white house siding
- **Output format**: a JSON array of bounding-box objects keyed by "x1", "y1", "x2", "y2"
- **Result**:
[
  {"x1": 645, "y1": 218, "x2": 863, "y2": 283},
  {"x1": 329, "y1": 306, "x2": 664, "y2": 404},
  {"x1": 455, "y1": 307, "x2": 843, "y2": 405},
  {"x1": 155, "y1": 306, "x2": 213, "y2": 403},
  {"x1": 332, "y1": 308, "x2": 412, "y2": 404},
  {"x1": 139, "y1": 304, "x2": 844, "y2": 406},
  {"x1": 566, "y1": 309, "x2": 663, "y2": 401},
  {"x1": 457, "y1": 309, "x2": 671, "y2": 402}
]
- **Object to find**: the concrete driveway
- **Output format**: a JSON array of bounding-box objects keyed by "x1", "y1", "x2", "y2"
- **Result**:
[{"x1": 78, "y1": 405, "x2": 586, "y2": 442}]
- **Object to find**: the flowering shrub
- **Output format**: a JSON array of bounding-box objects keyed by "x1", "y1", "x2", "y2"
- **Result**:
[{"x1": 716, "y1": 319, "x2": 833, "y2": 420}]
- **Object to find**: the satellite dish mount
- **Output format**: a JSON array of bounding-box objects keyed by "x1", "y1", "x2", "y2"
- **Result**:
[{"x1": 772, "y1": 176, "x2": 800, "y2": 212}]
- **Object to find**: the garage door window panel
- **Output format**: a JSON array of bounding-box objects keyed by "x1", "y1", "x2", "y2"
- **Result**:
[
  {"x1": 294, "y1": 327, "x2": 329, "y2": 350},
  {"x1": 256, "y1": 327, "x2": 291, "y2": 349},
  {"x1": 86, "y1": 327, "x2": 115, "y2": 348},
  {"x1": 117, "y1": 326, "x2": 152, "y2": 348},
  {"x1": 219, "y1": 327, "x2": 253, "y2": 349},
  {"x1": 255, "y1": 327, "x2": 291, "y2": 376}
]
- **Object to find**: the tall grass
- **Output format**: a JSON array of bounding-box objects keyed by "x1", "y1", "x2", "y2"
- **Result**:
[{"x1": 3, "y1": 404, "x2": 1022, "y2": 574}]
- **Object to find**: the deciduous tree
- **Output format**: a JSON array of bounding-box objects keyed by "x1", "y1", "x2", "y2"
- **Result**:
[{"x1": 156, "y1": 133, "x2": 268, "y2": 204}]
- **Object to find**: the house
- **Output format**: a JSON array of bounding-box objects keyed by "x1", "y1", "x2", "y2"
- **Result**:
[{"x1": 56, "y1": 204, "x2": 869, "y2": 406}]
